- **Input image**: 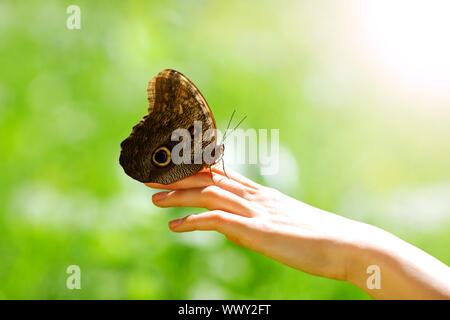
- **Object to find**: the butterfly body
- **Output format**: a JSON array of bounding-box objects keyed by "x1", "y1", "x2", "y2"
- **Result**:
[{"x1": 119, "y1": 69, "x2": 221, "y2": 185}]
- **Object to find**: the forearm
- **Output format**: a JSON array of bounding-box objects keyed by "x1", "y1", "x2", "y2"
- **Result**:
[{"x1": 345, "y1": 223, "x2": 450, "y2": 299}]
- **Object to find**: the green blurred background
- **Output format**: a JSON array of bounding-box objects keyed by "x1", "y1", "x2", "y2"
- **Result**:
[{"x1": 1, "y1": 0, "x2": 449, "y2": 299}]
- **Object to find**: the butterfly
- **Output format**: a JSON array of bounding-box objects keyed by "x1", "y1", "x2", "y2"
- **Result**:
[{"x1": 119, "y1": 69, "x2": 223, "y2": 185}]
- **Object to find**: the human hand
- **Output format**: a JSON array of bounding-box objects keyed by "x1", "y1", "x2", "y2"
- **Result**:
[
  {"x1": 146, "y1": 167, "x2": 450, "y2": 299},
  {"x1": 146, "y1": 166, "x2": 365, "y2": 282}
]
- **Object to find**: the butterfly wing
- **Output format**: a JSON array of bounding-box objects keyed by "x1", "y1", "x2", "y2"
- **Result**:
[
  {"x1": 119, "y1": 69, "x2": 220, "y2": 185},
  {"x1": 147, "y1": 69, "x2": 217, "y2": 129}
]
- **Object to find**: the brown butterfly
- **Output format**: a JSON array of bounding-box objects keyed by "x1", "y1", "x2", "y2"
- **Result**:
[{"x1": 119, "y1": 69, "x2": 223, "y2": 185}]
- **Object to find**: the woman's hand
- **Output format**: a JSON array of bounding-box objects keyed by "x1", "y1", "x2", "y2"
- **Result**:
[
  {"x1": 146, "y1": 167, "x2": 450, "y2": 299},
  {"x1": 146, "y1": 167, "x2": 367, "y2": 282}
]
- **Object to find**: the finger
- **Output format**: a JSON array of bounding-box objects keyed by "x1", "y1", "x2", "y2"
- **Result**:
[
  {"x1": 210, "y1": 171, "x2": 258, "y2": 199},
  {"x1": 145, "y1": 165, "x2": 260, "y2": 191},
  {"x1": 211, "y1": 165, "x2": 261, "y2": 190},
  {"x1": 146, "y1": 170, "x2": 257, "y2": 200},
  {"x1": 169, "y1": 210, "x2": 250, "y2": 239},
  {"x1": 145, "y1": 171, "x2": 213, "y2": 190},
  {"x1": 153, "y1": 186, "x2": 256, "y2": 217}
]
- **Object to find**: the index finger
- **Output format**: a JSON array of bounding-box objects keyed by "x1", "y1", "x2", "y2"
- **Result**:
[
  {"x1": 145, "y1": 166, "x2": 261, "y2": 191},
  {"x1": 145, "y1": 170, "x2": 214, "y2": 190},
  {"x1": 146, "y1": 171, "x2": 253, "y2": 199}
]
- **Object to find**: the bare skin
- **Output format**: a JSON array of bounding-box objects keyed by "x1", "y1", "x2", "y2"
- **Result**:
[{"x1": 146, "y1": 167, "x2": 450, "y2": 299}]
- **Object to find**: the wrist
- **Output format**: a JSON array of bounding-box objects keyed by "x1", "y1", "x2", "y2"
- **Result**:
[
  {"x1": 343, "y1": 221, "x2": 450, "y2": 299},
  {"x1": 341, "y1": 221, "x2": 392, "y2": 293}
]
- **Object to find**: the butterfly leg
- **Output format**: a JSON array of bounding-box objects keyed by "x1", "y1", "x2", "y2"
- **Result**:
[
  {"x1": 222, "y1": 157, "x2": 228, "y2": 178},
  {"x1": 209, "y1": 165, "x2": 216, "y2": 185}
]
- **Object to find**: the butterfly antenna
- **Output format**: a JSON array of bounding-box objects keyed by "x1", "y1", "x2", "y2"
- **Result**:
[
  {"x1": 217, "y1": 111, "x2": 246, "y2": 180},
  {"x1": 221, "y1": 113, "x2": 247, "y2": 145},
  {"x1": 220, "y1": 109, "x2": 236, "y2": 146},
  {"x1": 231, "y1": 115, "x2": 247, "y2": 131}
]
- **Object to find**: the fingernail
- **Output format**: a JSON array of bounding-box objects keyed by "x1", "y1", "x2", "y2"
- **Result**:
[
  {"x1": 169, "y1": 218, "x2": 183, "y2": 229},
  {"x1": 153, "y1": 191, "x2": 168, "y2": 202}
]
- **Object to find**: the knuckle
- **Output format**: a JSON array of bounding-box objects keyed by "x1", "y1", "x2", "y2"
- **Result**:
[
  {"x1": 215, "y1": 174, "x2": 228, "y2": 185},
  {"x1": 184, "y1": 214, "x2": 196, "y2": 224},
  {"x1": 201, "y1": 185, "x2": 222, "y2": 198},
  {"x1": 209, "y1": 211, "x2": 224, "y2": 222},
  {"x1": 241, "y1": 187, "x2": 258, "y2": 200},
  {"x1": 208, "y1": 211, "x2": 228, "y2": 229}
]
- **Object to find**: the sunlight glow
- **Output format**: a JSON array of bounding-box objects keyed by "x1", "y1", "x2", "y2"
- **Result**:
[{"x1": 357, "y1": 0, "x2": 450, "y2": 97}]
